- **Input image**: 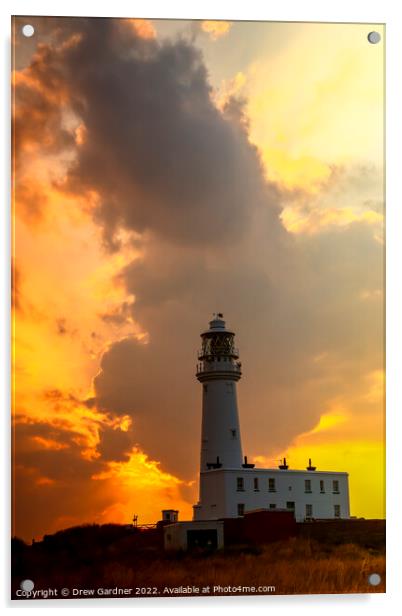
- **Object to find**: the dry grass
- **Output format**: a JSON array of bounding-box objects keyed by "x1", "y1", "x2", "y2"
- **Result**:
[
  {"x1": 100, "y1": 538, "x2": 385, "y2": 595},
  {"x1": 13, "y1": 529, "x2": 385, "y2": 597}
]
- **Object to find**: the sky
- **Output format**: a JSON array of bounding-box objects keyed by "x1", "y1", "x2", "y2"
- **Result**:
[{"x1": 12, "y1": 16, "x2": 384, "y2": 541}]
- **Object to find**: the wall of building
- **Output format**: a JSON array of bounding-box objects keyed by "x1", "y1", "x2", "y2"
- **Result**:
[
  {"x1": 194, "y1": 468, "x2": 350, "y2": 522},
  {"x1": 164, "y1": 521, "x2": 224, "y2": 551}
]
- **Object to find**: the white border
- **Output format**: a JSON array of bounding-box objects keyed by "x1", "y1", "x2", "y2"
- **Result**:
[{"x1": 2, "y1": 0, "x2": 401, "y2": 614}]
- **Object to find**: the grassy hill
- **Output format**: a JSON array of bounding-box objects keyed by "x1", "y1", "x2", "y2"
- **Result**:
[{"x1": 12, "y1": 520, "x2": 385, "y2": 598}]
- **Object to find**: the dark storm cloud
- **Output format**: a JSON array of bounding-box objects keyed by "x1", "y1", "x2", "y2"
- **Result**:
[
  {"x1": 97, "y1": 426, "x2": 134, "y2": 463},
  {"x1": 13, "y1": 464, "x2": 113, "y2": 542},
  {"x1": 14, "y1": 417, "x2": 104, "y2": 482},
  {"x1": 13, "y1": 410, "x2": 194, "y2": 540},
  {"x1": 13, "y1": 412, "x2": 138, "y2": 540},
  {"x1": 13, "y1": 416, "x2": 113, "y2": 541},
  {"x1": 13, "y1": 34, "x2": 75, "y2": 167},
  {"x1": 14, "y1": 17, "x2": 278, "y2": 246},
  {"x1": 15, "y1": 391, "x2": 134, "y2": 469},
  {"x1": 62, "y1": 20, "x2": 277, "y2": 248},
  {"x1": 93, "y1": 215, "x2": 382, "y2": 479},
  {"x1": 99, "y1": 301, "x2": 133, "y2": 326},
  {"x1": 93, "y1": 337, "x2": 197, "y2": 476},
  {"x1": 15, "y1": 18, "x2": 383, "y2": 482}
]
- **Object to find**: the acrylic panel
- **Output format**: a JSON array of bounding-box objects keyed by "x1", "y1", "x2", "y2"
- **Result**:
[{"x1": 11, "y1": 16, "x2": 385, "y2": 600}]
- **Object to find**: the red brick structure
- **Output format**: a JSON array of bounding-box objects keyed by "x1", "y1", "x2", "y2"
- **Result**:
[{"x1": 221, "y1": 509, "x2": 297, "y2": 546}]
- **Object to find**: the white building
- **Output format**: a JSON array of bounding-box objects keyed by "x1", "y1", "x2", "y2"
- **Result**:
[{"x1": 192, "y1": 314, "x2": 350, "y2": 523}]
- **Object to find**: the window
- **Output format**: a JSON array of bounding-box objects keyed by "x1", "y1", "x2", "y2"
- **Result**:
[
  {"x1": 305, "y1": 504, "x2": 313, "y2": 518},
  {"x1": 231, "y1": 429, "x2": 237, "y2": 439},
  {"x1": 236, "y1": 477, "x2": 244, "y2": 492},
  {"x1": 333, "y1": 480, "x2": 340, "y2": 494},
  {"x1": 320, "y1": 480, "x2": 325, "y2": 493},
  {"x1": 237, "y1": 503, "x2": 245, "y2": 516},
  {"x1": 304, "y1": 479, "x2": 312, "y2": 493},
  {"x1": 203, "y1": 385, "x2": 208, "y2": 393},
  {"x1": 268, "y1": 478, "x2": 276, "y2": 492},
  {"x1": 269, "y1": 503, "x2": 276, "y2": 509},
  {"x1": 254, "y1": 477, "x2": 259, "y2": 491},
  {"x1": 286, "y1": 501, "x2": 295, "y2": 510},
  {"x1": 334, "y1": 505, "x2": 341, "y2": 518}
]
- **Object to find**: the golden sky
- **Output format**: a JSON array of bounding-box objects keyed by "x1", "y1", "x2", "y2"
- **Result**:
[{"x1": 12, "y1": 17, "x2": 384, "y2": 541}]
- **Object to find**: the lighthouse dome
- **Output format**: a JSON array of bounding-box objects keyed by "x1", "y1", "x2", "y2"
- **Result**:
[{"x1": 202, "y1": 313, "x2": 234, "y2": 336}]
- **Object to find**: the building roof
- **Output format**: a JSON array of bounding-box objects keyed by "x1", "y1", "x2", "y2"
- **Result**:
[
  {"x1": 200, "y1": 467, "x2": 348, "y2": 476},
  {"x1": 201, "y1": 313, "x2": 234, "y2": 336}
]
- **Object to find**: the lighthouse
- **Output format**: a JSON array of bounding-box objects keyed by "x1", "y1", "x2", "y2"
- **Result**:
[
  {"x1": 196, "y1": 313, "x2": 243, "y2": 471},
  {"x1": 193, "y1": 314, "x2": 350, "y2": 522}
]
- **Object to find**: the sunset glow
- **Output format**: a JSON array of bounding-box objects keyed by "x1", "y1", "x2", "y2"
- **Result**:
[{"x1": 12, "y1": 17, "x2": 384, "y2": 541}]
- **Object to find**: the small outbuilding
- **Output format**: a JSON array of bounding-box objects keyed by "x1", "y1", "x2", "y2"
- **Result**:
[{"x1": 163, "y1": 520, "x2": 224, "y2": 551}]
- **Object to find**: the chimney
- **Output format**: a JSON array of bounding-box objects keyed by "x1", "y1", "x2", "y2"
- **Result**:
[
  {"x1": 307, "y1": 458, "x2": 316, "y2": 471},
  {"x1": 279, "y1": 457, "x2": 289, "y2": 470},
  {"x1": 242, "y1": 455, "x2": 255, "y2": 468}
]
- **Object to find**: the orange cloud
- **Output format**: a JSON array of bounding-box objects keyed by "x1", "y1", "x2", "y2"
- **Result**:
[
  {"x1": 201, "y1": 20, "x2": 232, "y2": 40},
  {"x1": 36, "y1": 476, "x2": 56, "y2": 486},
  {"x1": 74, "y1": 122, "x2": 87, "y2": 146},
  {"x1": 31, "y1": 436, "x2": 69, "y2": 450},
  {"x1": 125, "y1": 19, "x2": 156, "y2": 40},
  {"x1": 93, "y1": 449, "x2": 194, "y2": 526},
  {"x1": 13, "y1": 393, "x2": 196, "y2": 539}
]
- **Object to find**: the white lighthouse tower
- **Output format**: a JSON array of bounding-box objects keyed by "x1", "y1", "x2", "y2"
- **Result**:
[
  {"x1": 195, "y1": 313, "x2": 243, "y2": 471},
  {"x1": 193, "y1": 313, "x2": 350, "y2": 523}
]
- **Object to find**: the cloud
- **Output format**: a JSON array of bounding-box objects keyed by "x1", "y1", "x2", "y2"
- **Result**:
[
  {"x1": 244, "y1": 23, "x2": 384, "y2": 191},
  {"x1": 14, "y1": 17, "x2": 280, "y2": 249},
  {"x1": 200, "y1": 21, "x2": 232, "y2": 40},
  {"x1": 14, "y1": 416, "x2": 103, "y2": 481},
  {"x1": 125, "y1": 18, "x2": 157, "y2": 40},
  {"x1": 93, "y1": 336, "x2": 197, "y2": 477},
  {"x1": 13, "y1": 17, "x2": 384, "y2": 532},
  {"x1": 13, "y1": 407, "x2": 194, "y2": 540},
  {"x1": 12, "y1": 45, "x2": 75, "y2": 165},
  {"x1": 12, "y1": 261, "x2": 22, "y2": 311},
  {"x1": 281, "y1": 165, "x2": 384, "y2": 235},
  {"x1": 91, "y1": 216, "x2": 383, "y2": 478},
  {"x1": 97, "y1": 425, "x2": 134, "y2": 462},
  {"x1": 61, "y1": 23, "x2": 275, "y2": 249},
  {"x1": 55, "y1": 317, "x2": 79, "y2": 337},
  {"x1": 13, "y1": 177, "x2": 49, "y2": 224},
  {"x1": 99, "y1": 301, "x2": 134, "y2": 326},
  {"x1": 15, "y1": 17, "x2": 382, "y2": 474}
]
